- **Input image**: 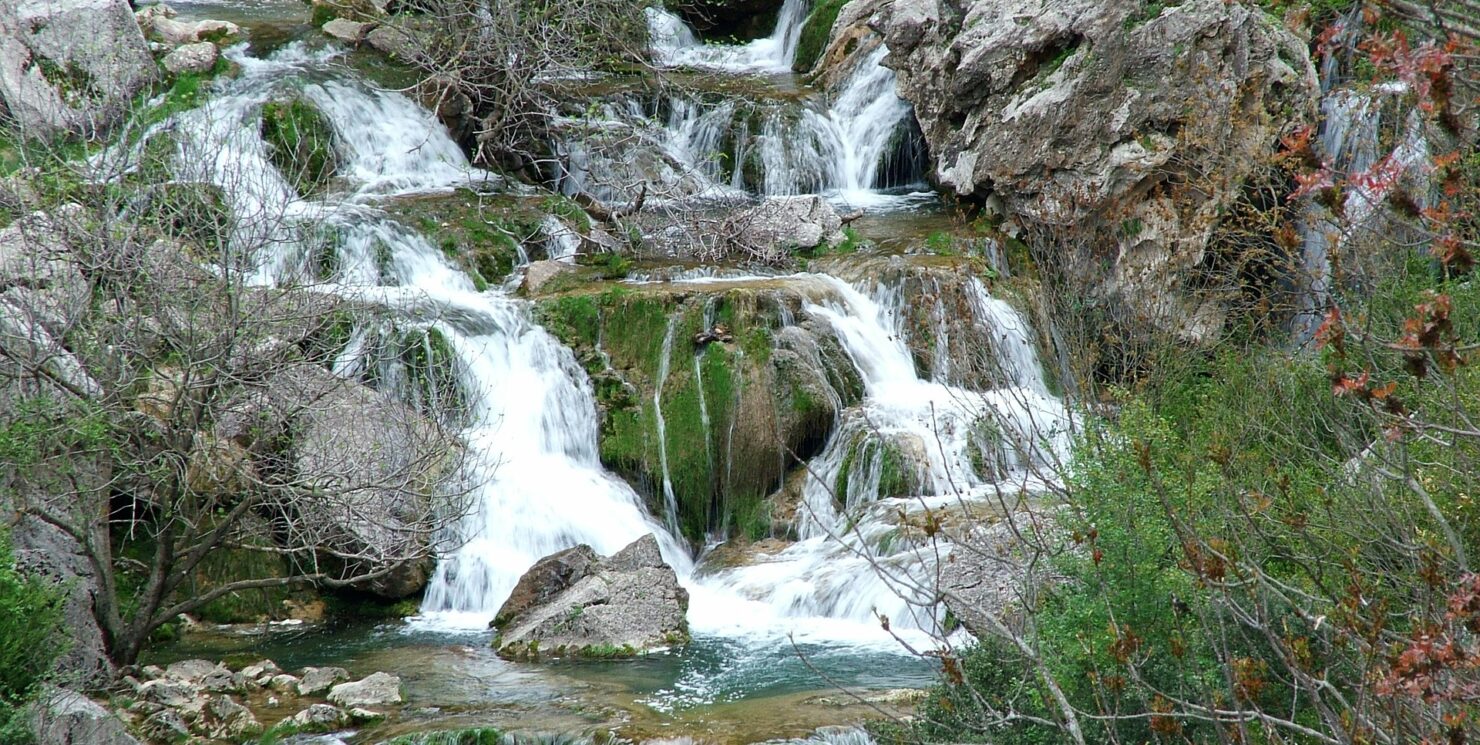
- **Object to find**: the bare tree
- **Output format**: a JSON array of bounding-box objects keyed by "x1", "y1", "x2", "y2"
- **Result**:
[{"x1": 0, "y1": 101, "x2": 468, "y2": 666}]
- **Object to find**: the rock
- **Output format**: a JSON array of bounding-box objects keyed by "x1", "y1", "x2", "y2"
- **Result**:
[
  {"x1": 727, "y1": 196, "x2": 844, "y2": 253},
  {"x1": 348, "y1": 707, "x2": 385, "y2": 722},
  {"x1": 161, "y1": 41, "x2": 217, "y2": 75},
  {"x1": 322, "y1": 18, "x2": 373, "y2": 43},
  {"x1": 162, "y1": 659, "x2": 220, "y2": 684},
  {"x1": 140, "y1": 709, "x2": 190, "y2": 742},
  {"x1": 267, "y1": 673, "x2": 300, "y2": 694},
  {"x1": 3, "y1": 514, "x2": 112, "y2": 686},
  {"x1": 877, "y1": 0, "x2": 1319, "y2": 343},
  {"x1": 206, "y1": 695, "x2": 262, "y2": 739},
  {"x1": 136, "y1": 679, "x2": 196, "y2": 709},
  {"x1": 521, "y1": 259, "x2": 582, "y2": 295},
  {"x1": 938, "y1": 511, "x2": 1065, "y2": 638},
  {"x1": 493, "y1": 534, "x2": 689, "y2": 659},
  {"x1": 672, "y1": 0, "x2": 782, "y2": 39},
  {"x1": 239, "y1": 659, "x2": 280, "y2": 680},
  {"x1": 137, "y1": 5, "x2": 240, "y2": 46},
  {"x1": 0, "y1": 0, "x2": 159, "y2": 137},
  {"x1": 493, "y1": 544, "x2": 602, "y2": 628},
  {"x1": 288, "y1": 703, "x2": 346, "y2": 729},
  {"x1": 211, "y1": 361, "x2": 452, "y2": 600},
  {"x1": 297, "y1": 666, "x2": 350, "y2": 696},
  {"x1": 29, "y1": 687, "x2": 141, "y2": 745},
  {"x1": 327, "y1": 672, "x2": 402, "y2": 707}
]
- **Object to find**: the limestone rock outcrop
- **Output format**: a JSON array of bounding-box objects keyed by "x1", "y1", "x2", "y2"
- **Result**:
[
  {"x1": 493, "y1": 535, "x2": 689, "y2": 659},
  {"x1": 871, "y1": 0, "x2": 1319, "y2": 341},
  {"x1": 0, "y1": 0, "x2": 158, "y2": 137}
]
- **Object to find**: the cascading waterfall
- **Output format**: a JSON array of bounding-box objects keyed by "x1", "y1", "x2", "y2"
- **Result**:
[
  {"x1": 563, "y1": 5, "x2": 927, "y2": 209},
  {"x1": 147, "y1": 44, "x2": 692, "y2": 629},
  {"x1": 143, "y1": 38, "x2": 1066, "y2": 658},
  {"x1": 646, "y1": 0, "x2": 810, "y2": 73},
  {"x1": 693, "y1": 275, "x2": 1071, "y2": 636}
]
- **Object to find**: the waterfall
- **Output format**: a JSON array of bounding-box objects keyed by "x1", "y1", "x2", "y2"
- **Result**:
[
  {"x1": 566, "y1": 47, "x2": 925, "y2": 208},
  {"x1": 142, "y1": 41, "x2": 1065, "y2": 652},
  {"x1": 148, "y1": 44, "x2": 693, "y2": 629},
  {"x1": 692, "y1": 275, "x2": 1071, "y2": 636},
  {"x1": 646, "y1": 0, "x2": 810, "y2": 73}
]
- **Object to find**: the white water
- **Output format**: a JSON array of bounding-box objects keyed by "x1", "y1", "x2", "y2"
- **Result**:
[
  {"x1": 143, "y1": 42, "x2": 1068, "y2": 652},
  {"x1": 564, "y1": 6, "x2": 927, "y2": 211},
  {"x1": 142, "y1": 45, "x2": 691, "y2": 630},
  {"x1": 695, "y1": 276, "x2": 1071, "y2": 636},
  {"x1": 646, "y1": 0, "x2": 809, "y2": 73}
]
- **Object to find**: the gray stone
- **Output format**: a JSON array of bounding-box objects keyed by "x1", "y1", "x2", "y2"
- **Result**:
[
  {"x1": 873, "y1": 0, "x2": 1320, "y2": 343},
  {"x1": 137, "y1": 679, "x2": 196, "y2": 708},
  {"x1": 494, "y1": 534, "x2": 689, "y2": 659},
  {"x1": 347, "y1": 707, "x2": 385, "y2": 722},
  {"x1": 140, "y1": 708, "x2": 189, "y2": 742},
  {"x1": 239, "y1": 659, "x2": 280, "y2": 680},
  {"x1": 0, "y1": 0, "x2": 158, "y2": 137},
  {"x1": 296, "y1": 666, "x2": 350, "y2": 697},
  {"x1": 206, "y1": 695, "x2": 262, "y2": 739},
  {"x1": 29, "y1": 687, "x2": 140, "y2": 745},
  {"x1": 938, "y1": 511, "x2": 1066, "y2": 638},
  {"x1": 727, "y1": 196, "x2": 844, "y2": 253},
  {"x1": 267, "y1": 673, "x2": 300, "y2": 694},
  {"x1": 326, "y1": 672, "x2": 402, "y2": 707},
  {"x1": 521, "y1": 259, "x2": 581, "y2": 295},
  {"x1": 287, "y1": 703, "x2": 346, "y2": 729},
  {"x1": 162, "y1": 659, "x2": 220, "y2": 683},
  {"x1": 161, "y1": 41, "x2": 217, "y2": 75},
  {"x1": 322, "y1": 18, "x2": 373, "y2": 44}
]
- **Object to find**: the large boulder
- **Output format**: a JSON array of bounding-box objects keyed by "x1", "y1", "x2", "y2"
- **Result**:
[
  {"x1": 877, "y1": 0, "x2": 1319, "y2": 342},
  {"x1": 326, "y1": 672, "x2": 402, "y2": 708},
  {"x1": 29, "y1": 687, "x2": 141, "y2": 745},
  {"x1": 493, "y1": 534, "x2": 689, "y2": 659},
  {"x1": 0, "y1": 0, "x2": 158, "y2": 138},
  {"x1": 279, "y1": 365, "x2": 454, "y2": 598}
]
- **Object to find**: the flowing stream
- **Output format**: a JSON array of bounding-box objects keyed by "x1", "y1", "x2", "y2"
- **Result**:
[{"x1": 134, "y1": 5, "x2": 1067, "y2": 738}]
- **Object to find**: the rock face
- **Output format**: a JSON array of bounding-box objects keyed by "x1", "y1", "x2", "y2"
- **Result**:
[
  {"x1": 0, "y1": 0, "x2": 158, "y2": 138},
  {"x1": 938, "y1": 511, "x2": 1064, "y2": 638},
  {"x1": 672, "y1": 0, "x2": 783, "y2": 39},
  {"x1": 493, "y1": 535, "x2": 689, "y2": 659},
  {"x1": 877, "y1": 0, "x2": 1319, "y2": 341}
]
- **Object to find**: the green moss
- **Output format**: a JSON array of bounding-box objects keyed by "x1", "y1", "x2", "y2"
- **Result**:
[
  {"x1": 383, "y1": 728, "x2": 503, "y2": 745},
  {"x1": 793, "y1": 0, "x2": 849, "y2": 74},
  {"x1": 259, "y1": 98, "x2": 339, "y2": 196}
]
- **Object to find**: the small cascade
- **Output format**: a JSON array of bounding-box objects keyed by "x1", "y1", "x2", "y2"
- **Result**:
[
  {"x1": 562, "y1": 49, "x2": 926, "y2": 208},
  {"x1": 694, "y1": 274, "x2": 1071, "y2": 635},
  {"x1": 1294, "y1": 86, "x2": 1432, "y2": 343},
  {"x1": 646, "y1": 0, "x2": 810, "y2": 73},
  {"x1": 653, "y1": 316, "x2": 683, "y2": 537}
]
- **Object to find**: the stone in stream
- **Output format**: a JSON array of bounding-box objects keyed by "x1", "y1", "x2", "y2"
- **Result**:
[
  {"x1": 323, "y1": 18, "x2": 374, "y2": 44},
  {"x1": 327, "y1": 672, "x2": 403, "y2": 707},
  {"x1": 287, "y1": 703, "x2": 346, "y2": 729},
  {"x1": 493, "y1": 534, "x2": 689, "y2": 659},
  {"x1": 297, "y1": 666, "x2": 351, "y2": 696},
  {"x1": 161, "y1": 41, "x2": 218, "y2": 76}
]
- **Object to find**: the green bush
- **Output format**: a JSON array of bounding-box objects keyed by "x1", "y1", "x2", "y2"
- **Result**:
[{"x1": 0, "y1": 535, "x2": 67, "y2": 744}]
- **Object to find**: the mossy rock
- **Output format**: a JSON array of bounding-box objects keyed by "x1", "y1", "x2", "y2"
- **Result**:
[
  {"x1": 534, "y1": 283, "x2": 863, "y2": 545},
  {"x1": 260, "y1": 98, "x2": 340, "y2": 196},
  {"x1": 387, "y1": 191, "x2": 547, "y2": 290}
]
